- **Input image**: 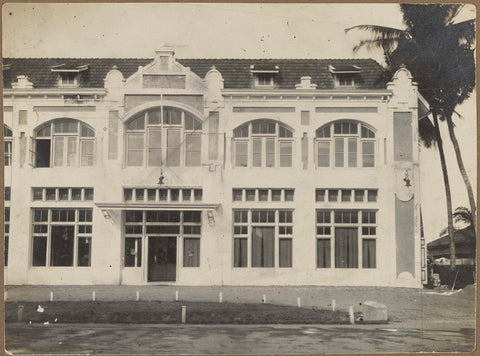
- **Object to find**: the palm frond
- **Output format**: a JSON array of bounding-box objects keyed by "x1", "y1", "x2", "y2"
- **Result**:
[
  {"x1": 449, "y1": 19, "x2": 475, "y2": 42},
  {"x1": 345, "y1": 25, "x2": 405, "y2": 39},
  {"x1": 418, "y1": 116, "x2": 437, "y2": 148},
  {"x1": 352, "y1": 38, "x2": 399, "y2": 54}
]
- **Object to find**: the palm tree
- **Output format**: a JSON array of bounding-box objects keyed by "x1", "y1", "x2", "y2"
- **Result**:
[{"x1": 346, "y1": 4, "x2": 476, "y2": 269}]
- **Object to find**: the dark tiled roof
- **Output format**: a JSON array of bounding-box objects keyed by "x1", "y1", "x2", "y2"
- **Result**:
[{"x1": 2, "y1": 58, "x2": 386, "y2": 90}]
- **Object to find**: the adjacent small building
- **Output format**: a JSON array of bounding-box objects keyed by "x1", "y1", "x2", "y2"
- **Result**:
[{"x1": 3, "y1": 50, "x2": 427, "y2": 287}]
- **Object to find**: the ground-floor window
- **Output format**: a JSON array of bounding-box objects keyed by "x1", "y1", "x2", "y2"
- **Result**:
[
  {"x1": 123, "y1": 210, "x2": 202, "y2": 268},
  {"x1": 233, "y1": 209, "x2": 293, "y2": 268},
  {"x1": 31, "y1": 208, "x2": 92, "y2": 267},
  {"x1": 316, "y1": 209, "x2": 377, "y2": 269}
]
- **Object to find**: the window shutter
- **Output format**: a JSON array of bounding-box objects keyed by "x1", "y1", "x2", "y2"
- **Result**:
[
  {"x1": 80, "y1": 140, "x2": 94, "y2": 166},
  {"x1": 148, "y1": 128, "x2": 162, "y2": 167},
  {"x1": 29, "y1": 136, "x2": 36, "y2": 166},
  {"x1": 53, "y1": 137, "x2": 64, "y2": 167},
  {"x1": 185, "y1": 134, "x2": 201, "y2": 167},
  {"x1": 67, "y1": 136, "x2": 77, "y2": 167}
]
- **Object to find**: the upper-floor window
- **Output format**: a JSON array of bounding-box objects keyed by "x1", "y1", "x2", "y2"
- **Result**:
[
  {"x1": 329, "y1": 65, "x2": 360, "y2": 88},
  {"x1": 233, "y1": 119, "x2": 293, "y2": 168},
  {"x1": 59, "y1": 73, "x2": 78, "y2": 86},
  {"x1": 250, "y1": 64, "x2": 279, "y2": 88},
  {"x1": 315, "y1": 120, "x2": 375, "y2": 168},
  {"x1": 255, "y1": 74, "x2": 274, "y2": 87},
  {"x1": 125, "y1": 107, "x2": 203, "y2": 167},
  {"x1": 336, "y1": 74, "x2": 355, "y2": 87},
  {"x1": 51, "y1": 64, "x2": 88, "y2": 88},
  {"x1": 33, "y1": 119, "x2": 95, "y2": 168},
  {"x1": 4, "y1": 124, "x2": 12, "y2": 166}
]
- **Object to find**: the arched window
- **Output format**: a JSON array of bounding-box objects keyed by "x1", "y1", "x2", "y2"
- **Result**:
[
  {"x1": 233, "y1": 119, "x2": 293, "y2": 168},
  {"x1": 4, "y1": 125, "x2": 12, "y2": 166},
  {"x1": 125, "y1": 107, "x2": 203, "y2": 167},
  {"x1": 34, "y1": 119, "x2": 95, "y2": 168},
  {"x1": 315, "y1": 120, "x2": 375, "y2": 168}
]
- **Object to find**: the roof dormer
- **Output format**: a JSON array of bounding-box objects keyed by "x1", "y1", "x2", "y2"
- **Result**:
[
  {"x1": 250, "y1": 64, "x2": 279, "y2": 88},
  {"x1": 329, "y1": 64, "x2": 360, "y2": 88},
  {"x1": 51, "y1": 64, "x2": 89, "y2": 88}
]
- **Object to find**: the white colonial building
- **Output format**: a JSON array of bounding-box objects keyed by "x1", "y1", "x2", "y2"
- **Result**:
[{"x1": 3, "y1": 50, "x2": 428, "y2": 287}]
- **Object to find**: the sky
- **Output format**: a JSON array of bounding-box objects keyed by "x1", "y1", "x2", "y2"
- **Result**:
[{"x1": 2, "y1": 3, "x2": 477, "y2": 242}]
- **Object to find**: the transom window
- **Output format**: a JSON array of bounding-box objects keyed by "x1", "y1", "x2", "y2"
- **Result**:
[
  {"x1": 124, "y1": 188, "x2": 202, "y2": 203},
  {"x1": 32, "y1": 187, "x2": 94, "y2": 202},
  {"x1": 32, "y1": 208, "x2": 92, "y2": 267},
  {"x1": 233, "y1": 120, "x2": 293, "y2": 168},
  {"x1": 315, "y1": 188, "x2": 377, "y2": 203},
  {"x1": 33, "y1": 119, "x2": 95, "y2": 168},
  {"x1": 125, "y1": 107, "x2": 203, "y2": 168},
  {"x1": 233, "y1": 209, "x2": 293, "y2": 268},
  {"x1": 233, "y1": 188, "x2": 294, "y2": 202},
  {"x1": 316, "y1": 120, "x2": 375, "y2": 168},
  {"x1": 4, "y1": 125, "x2": 12, "y2": 166},
  {"x1": 316, "y1": 209, "x2": 377, "y2": 269}
]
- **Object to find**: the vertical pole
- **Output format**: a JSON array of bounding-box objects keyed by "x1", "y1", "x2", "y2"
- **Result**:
[
  {"x1": 297, "y1": 297, "x2": 301, "y2": 308},
  {"x1": 219, "y1": 292, "x2": 223, "y2": 303},
  {"x1": 136, "y1": 291, "x2": 140, "y2": 301},
  {"x1": 332, "y1": 299, "x2": 336, "y2": 312},
  {"x1": 92, "y1": 291, "x2": 96, "y2": 301},
  {"x1": 263, "y1": 294, "x2": 266, "y2": 303},
  {"x1": 175, "y1": 290, "x2": 179, "y2": 301},
  {"x1": 17, "y1": 305, "x2": 24, "y2": 322},
  {"x1": 349, "y1": 306, "x2": 355, "y2": 324},
  {"x1": 181, "y1": 306, "x2": 186, "y2": 324},
  {"x1": 50, "y1": 291, "x2": 54, "y2": 302},
  {"x1": 4, "y1": 291, "x2": 7, "y2": 301}
]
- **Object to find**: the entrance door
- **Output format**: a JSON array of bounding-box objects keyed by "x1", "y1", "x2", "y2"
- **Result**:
[
  {"x1": 148, "y1": 236, "x2": 177, "y2": 282},
  {"x1": 335, "y1": 227, "x2": 358, "y2": 268}
]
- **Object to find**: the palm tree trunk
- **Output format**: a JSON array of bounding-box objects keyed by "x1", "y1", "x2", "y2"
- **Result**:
[
  {"x1": 445, "y1": 114, "x2": 476, "y2": 232},
  {"x1": 432, "y1": 111, "x2": 456, "y2": 270}
]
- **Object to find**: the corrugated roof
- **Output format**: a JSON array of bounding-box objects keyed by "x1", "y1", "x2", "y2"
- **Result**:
[{"x1": 2, "y1": 58, "x2": 386, "y2": 90}]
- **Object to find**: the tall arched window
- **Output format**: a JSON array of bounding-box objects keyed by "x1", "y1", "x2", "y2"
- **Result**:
[
  {"x1": 233, "y1": 119, "x2": 293, "y2": 168},
  {"x1": 4, "y1": 125, "x2": 12, "y2": 166},
  {"x1": 316, "y1": 120, "x2": 376, "y2": 168},
  {"x1": 125, "y1": 107, "x2": 203, "y2": 167},
  {"x1": 34, "y1": 119, "x2": 95, "y2": 168}
]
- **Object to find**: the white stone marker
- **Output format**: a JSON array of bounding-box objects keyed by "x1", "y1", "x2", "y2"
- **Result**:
[
  {"x1": 92, "y1": 291, "x2": 96, "y2": 301},
  {"x1": 136, "y1": 291, "x2": 140, "y2": 301},
  {"x1": 50, "y1": 291, "x2": 53, "y2": 302},
  {"x1": 297, "y1": 297, "x2": 301, "y2": 308},
  {"x1": 219, "y1": 291, "x2": 223, "y2": 303},
  {"x1": 263, "y1": 294, "x2": 266, "y2": 303},
  {"x1": 181, "y1": 305, "x2": 186, "y2": 324},
  {"x1": 349, "y1": 306, "x2": 355, "y2": 324},
  {"x1": 332, "y1": 299, "x2": 336, "y2": 312},
  {"x1": 175, "y1": 290, "x2": 179, "y2": 301}
]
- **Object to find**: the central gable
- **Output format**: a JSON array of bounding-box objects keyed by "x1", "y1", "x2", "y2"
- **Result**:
[{"x1": 125, "y1": 49, "x2": 204, "y2": 91}]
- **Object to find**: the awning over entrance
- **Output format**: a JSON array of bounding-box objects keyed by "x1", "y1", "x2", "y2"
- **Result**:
[{"x1": 95, "y1": 202, "x2": 221, "y2": 211}]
